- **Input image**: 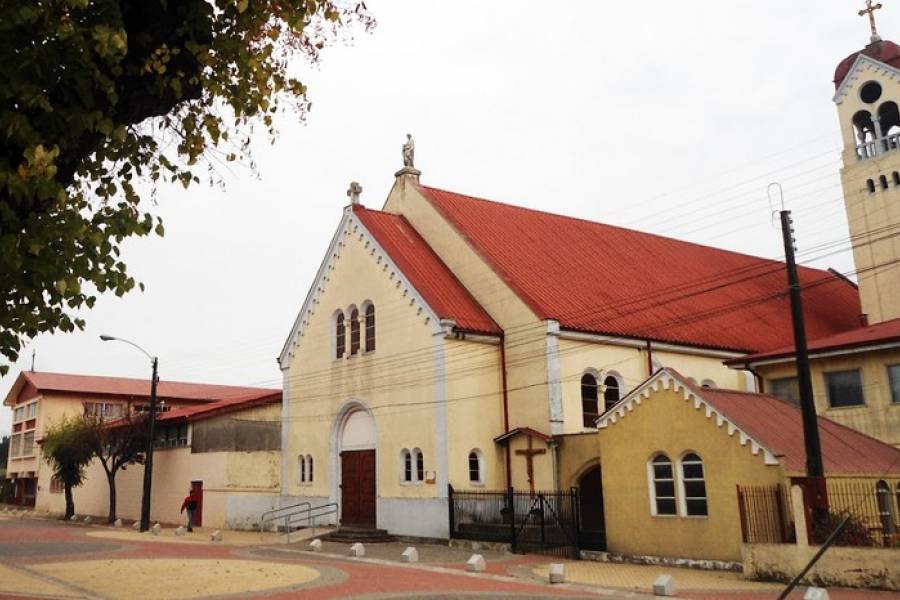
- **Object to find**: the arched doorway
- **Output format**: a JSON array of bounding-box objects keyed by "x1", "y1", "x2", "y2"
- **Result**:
[
  {"x1": 337, "y1": 407, "x2": 377, "y2": 528},
  {"x1": 578, "y1": 466, "x2": 606, "y2": 550}
]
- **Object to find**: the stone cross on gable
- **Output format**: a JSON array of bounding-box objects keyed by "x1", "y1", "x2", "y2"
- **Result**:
[
  {"x1": 859, "y1": 0, "x2": 883, "y2": 41},
  {"x1": 347, "y1": 181, "x2": 363, "y2": 205}
]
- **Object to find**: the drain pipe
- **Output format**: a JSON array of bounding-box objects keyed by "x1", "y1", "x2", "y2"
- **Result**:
[{"x1": 500, "y1": 333, "x2": 512, "y2": 489}]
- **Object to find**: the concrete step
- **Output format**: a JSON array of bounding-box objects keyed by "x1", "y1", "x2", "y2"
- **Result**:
[{"x1": 324, "y1": 527, "x2": 395, "y2": 543}]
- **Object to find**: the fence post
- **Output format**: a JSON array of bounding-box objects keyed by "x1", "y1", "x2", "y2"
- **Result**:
[
  {"x1": 508, "y1": 487, "x2": 517, "y2": 553},
  {"x1": 736, "y1": 485, "x2": 749, "y2": 543},
  {"x1": 539, "y1": 493, "x2": 546, "y2": 551},
  {"x1": 448, "y1": 484, "x2": 455, "y2": 538},
  {"x1": 571, "y1": 486, "x2": 581, "y2": 553}
]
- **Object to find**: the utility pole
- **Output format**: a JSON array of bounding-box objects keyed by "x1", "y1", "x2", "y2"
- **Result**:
[
  {"x1": 779, "y1": 210, "x2": 827, "y2": 523},
  {"x1": 140, "y1": 356, "x2": 159, "y2": 532}
]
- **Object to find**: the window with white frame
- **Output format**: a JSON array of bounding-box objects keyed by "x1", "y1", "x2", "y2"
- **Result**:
[
  {"x1": 10, "y1": 434, "x2": 21, "y2": 458},
  {"x1": 335, "y1": 312, "x2": 346, "y2": 359},
  {"x1": 298, "y1": 454, "x2": 314, "y2": 484},
  {"x1": 349, "y1": 307, "x2": 360, "y2": 356},
  {"x1": 414, "y1": 448, "x2": 424, "y2": 482},
  {"x1": 468, "y1": 449, "x2": 483, "y2": 484},
  {"x1": 26, "y1": 402, "x2": 37, "y2": 419},
  {"x1": 581, "y1": 373, "x2": 599, "y2": 428},
  {"x1": 603, "y1": 375, "x2": 621, "y2": 412},
  {"x1": 648, "y1": 454, "x2": 677, "y2": 516},
  {"x1": 306, "y1": 455, "x2": 314, "y2": 482},
  {"x1": 679, "y1": 453, "x2": 708, "y2": 516},
  {"x1": 401, "y1": 448, "x2": 411, "y2": 482},
  {"x1": 21, "y1": 431, "x2": 35, "y2": 457}
]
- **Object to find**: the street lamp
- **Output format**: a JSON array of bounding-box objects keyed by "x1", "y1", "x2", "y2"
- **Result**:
[{"x1": 100, "y1": 334, "x2": 158, "y2": 532}]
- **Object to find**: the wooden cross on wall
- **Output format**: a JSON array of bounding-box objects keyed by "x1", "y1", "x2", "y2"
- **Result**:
[
  {"x1": 515, "y1": 435, "x2": 546, "y2": 495},
  {"x1": 859, "y1": 0, "x2": 883, "y2": 39}
]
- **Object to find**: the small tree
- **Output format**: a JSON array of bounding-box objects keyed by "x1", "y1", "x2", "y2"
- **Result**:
[
  {"x1": 41, "y1": 416, "x2": 96, "y2": 519},
  {"x1": 88, "y1": 414, "x2": 148, "y2": 523}
]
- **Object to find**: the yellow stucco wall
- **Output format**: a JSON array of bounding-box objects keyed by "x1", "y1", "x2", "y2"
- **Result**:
[
  {"x1": 284, "y1": 208, "x2": 446, "y2": 502},
  {"x1": 598, "y1": 385, "x2": 784, "y2": 562},
  {"x1": 556, "y1": 432, "x2": 599, "y2": 489},
  {"x1": 835, "y1": 62, "x2": 900, "y2": 324},
  {"x1": 755, "y1": 348, "x2": 900, "y2": 447}
]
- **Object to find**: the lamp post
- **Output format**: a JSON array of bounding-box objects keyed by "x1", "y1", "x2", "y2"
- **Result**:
[{"x1": 100, "y1": 334, "x2": 158, "y2": 532}]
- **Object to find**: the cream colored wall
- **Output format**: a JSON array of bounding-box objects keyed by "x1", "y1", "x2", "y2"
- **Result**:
[
  {"x1": 556, "y1": 338, "x2": 750, "y2": 435},
  {"x1": 556, "y1": 432, "x2": 599, "y2": 489},
  {"x1": 444, "y1": 339, "x2": 506, "y2": 490},
  {"x1": 598, "y1": 386, "x2": 784, "y2": 562},
  {"x1": 284, "y1": 211, "x2": 445, "y2": 502},
  {"x1": 835, "y1": 63, "x2": 900, "y2": 324},
  {"x1": 756, "y1": 347, "x2": 900, "y2": 447},
  {"x1": 508, "y1": 434, "x2": 554, "y2": 491}
]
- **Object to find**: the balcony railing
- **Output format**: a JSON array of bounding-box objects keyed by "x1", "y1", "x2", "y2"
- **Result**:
[{"x1": 856, "y1": 132, "x2": 900, "y2": 160}]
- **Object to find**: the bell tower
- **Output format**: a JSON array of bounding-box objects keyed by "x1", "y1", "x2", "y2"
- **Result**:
[{"x1": 833, "y1": 4, "x2": 900, "y2": 324}]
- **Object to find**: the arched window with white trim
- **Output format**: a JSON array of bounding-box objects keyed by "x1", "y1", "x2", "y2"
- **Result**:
[
  {"x1": 298, "y1": 455, "x2": 306, "y2": 484},
  {"x1": 306, "y1": 455, "x2": 314, "y2": 483},
  {"x1": 648, "y1": 454, "x2": 677, "y2": 516},
  {"x1": 364, "y1": 304, "x2": 376, "y2": 352},
  {"x1": 581, "y1": 373, "x2": 599, "y2": 428},
  {"x1": 680, "y1": 452, "x2": 708, "y2": 516},
  {"x1": 335, "y1": 312, "x2": 346, "y2": 359},
  {"x1": 414, "y1": 448, "x2": 424, "y2": 482},
  {"x1": 468, "y1": 449, "x2": 483, "y2": 484},
  {"x1": 401, "y1": 449, "x2": 412, "y2": 482},
  {"x1": 701, "y1": 379, "x2": 716, "y2": 389},
  {"x1": 349, "y1": 307, "x2": 360, "y2": 355},
  {"x1": 603, "y1": 375, "x2": 620, "y2": 412}
]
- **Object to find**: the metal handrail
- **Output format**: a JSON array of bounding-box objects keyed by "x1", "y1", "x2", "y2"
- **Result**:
[
  {"x1": 259, "y1": 501, "x2": 310, "y2": 533},
  {"x1": 282, "y1": 502, "x2": 339, "y2": 544}
]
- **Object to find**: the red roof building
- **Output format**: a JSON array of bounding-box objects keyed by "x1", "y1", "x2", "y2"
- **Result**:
[{"x1": 834, "y1": 38, "x2": 900, "y2": 89}]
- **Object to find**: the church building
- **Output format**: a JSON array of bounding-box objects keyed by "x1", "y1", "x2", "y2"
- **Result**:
[{"x1": 278, "y1": 146, "x2": 862, "y2": 539}]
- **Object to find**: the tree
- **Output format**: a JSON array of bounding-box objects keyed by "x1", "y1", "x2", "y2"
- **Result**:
[
  {"x1": 0, "y1": 435, "x2": 8, "y2": 471},
  {"x1": 41, "y1": 416, "x2": 95, "y2": 518},
  {"x1": 88, "y1": 413, "x2": 148, "y2": 523},
  {"x1": 0, "y1": 1, "x2": 374, "y2": 374}
]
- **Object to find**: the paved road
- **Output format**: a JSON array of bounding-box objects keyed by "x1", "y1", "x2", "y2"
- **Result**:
[{"x1": 0, "y1": 515, "x2": 897, "y2": 599}]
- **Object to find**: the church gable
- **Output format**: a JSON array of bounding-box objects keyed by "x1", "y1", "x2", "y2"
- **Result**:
[{"x1": 833, "y1": 53, "x2": 900, "y2": 105}]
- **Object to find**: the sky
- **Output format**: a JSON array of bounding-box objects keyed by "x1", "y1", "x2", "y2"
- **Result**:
[{"x1": 1, "y1": 1, "x2": 893, "y2": 433}]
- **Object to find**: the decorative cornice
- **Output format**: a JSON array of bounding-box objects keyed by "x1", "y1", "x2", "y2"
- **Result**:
[
  {"x1": 596, "y1": 368, "x2": 779, "y2": 466},
  {"x1": 278, "y1": 207, "x2": 442, "y2": 369},
  {"x1": 833, "y1": 54, "x2": 900, "y2": 105}
]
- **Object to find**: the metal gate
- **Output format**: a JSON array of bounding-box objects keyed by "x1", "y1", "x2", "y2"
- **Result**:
[{"x1": 448, "y1": 486, "x2": 581, "y2": 559}]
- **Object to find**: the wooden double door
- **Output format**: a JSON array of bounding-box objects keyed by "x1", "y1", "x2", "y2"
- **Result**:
[{"x1": 340, "y1": 449, "x2": 376, "y2": 528}]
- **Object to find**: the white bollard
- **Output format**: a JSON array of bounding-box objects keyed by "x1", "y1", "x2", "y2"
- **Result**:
[
  {"x1": 69, "y1": 514, "x2": 78, "y2": 522},
  {"x1": 549, "y1": 563, "x2": 566, "y2": 584},
  {"x1": 151, "y1": 522, "x2": 161, "y2": 535},
  {"x1": 804, "y1": 588, "x2": 830, "y2": 600},
  {"x1": 349, "y1": 542, "x2": 365, "y2": 557},
  {"x1": 83, "y1": 516, "x2": 92, "y2": 524},
  {"x1": 308, "y1": 539, "x2": 323, "y2": 552},
  {"x1": 113, "y1": 518, "x2": 123, "y2": 527},
  {"x1": 401, "y1": 547, "x2": 418, "y2": 563},
  {"x1": 653, "y1": 574, "x2": 676, "y2": 597},
  {"x1": 466, "y1": 554, "x2": 486, "y2": 573},
  {"x1": 210, "y1": 530, "x2": 223, "y2": 542},
  {"x1": 175, "y1": 526, "x2": 186, "y2": 537},
  {"x1": 132, "y1": 521, "x2": 140, "y2": 530}
]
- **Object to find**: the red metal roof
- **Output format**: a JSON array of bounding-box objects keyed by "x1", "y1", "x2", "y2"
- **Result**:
[
  {"x1": 7, "y1": 371, "x2": 279, "y2": 407},
  {"x1": 696, "y1": 385, "x2": 900, "y2": 476},
  {"x1": 158, "y1": 392, "x2": 280, "y2": 423},
  {"x1": 353, "y1": 205, "x2": 501, "y2": 335},
  {"x1": 834, "y1": 39, "x2": 900, "y2": 89},
  {"x1": 728, "y1": 317, "x2": 900, "y2": 366},
  {"x1": 417, "y1": 186, "x2": 861, "y2": 353}
]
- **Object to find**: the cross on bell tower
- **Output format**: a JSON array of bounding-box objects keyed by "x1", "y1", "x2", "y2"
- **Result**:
[{"x1": 859, "y1": 0, "x2": 883, "y2": 42}]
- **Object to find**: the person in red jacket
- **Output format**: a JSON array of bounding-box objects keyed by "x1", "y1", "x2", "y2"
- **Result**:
[{"x1": 180, "y1": 489, "x2": 198, "y2": 532}]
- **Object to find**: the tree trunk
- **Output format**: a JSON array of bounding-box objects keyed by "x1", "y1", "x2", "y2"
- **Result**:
[
  {"x1": 63, "y1": 484, "x2": 74, "y2": 520},
  {"x1": 106, "y1": 471, "x2": 117, "y2": 524}
]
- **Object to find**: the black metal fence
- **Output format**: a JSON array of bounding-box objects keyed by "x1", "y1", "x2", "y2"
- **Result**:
[
  {"x1": 826, "y1": 479, "x2": 900, "y2": 547},
  {"x1": 448, "y1": 486, "x2": 581, "y2": 558},
  {"x1": 736, "y1": 484, "x2": 795, "y2": 543}
]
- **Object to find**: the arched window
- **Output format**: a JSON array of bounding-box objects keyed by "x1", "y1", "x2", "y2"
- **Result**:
[
  {"x1": 876, "y1": 480, "x2": 896, "y2": 534},
  {"x1": 880, "y1": 175, "x2": 889, "y2": 190},
  {"x1": 306, "y1": 455, "x2": 314, "y2": 483},
  {"x1": 581, "y1": 373, "x2": 599, "y2": 428},
  {"x1": 401, "y1": 449, "x2": 412, "y2": 482},
  {"x1": 335, "y1": 313, "x2": 346, "y2": 359},
  {"x1": 868, "y1": 179, "x2": 877, "y2": 193},
  {"x1": 414, "y1": 448, "x2": 425, "y2": 482},
  {"x1": 648, "y1": 454, "x2": 677, "y2": 516},
  {"x1": 298, "y1": 455, "x2": 306, "y2": 484},
  {"x1": 468, "y1": 449, "x2": 483, "y2": 484},
  {"x1": 701, "y1": 379, "x2": 716, "y2": 389},
  {"x1": 680, "y1": 453, "x2": 708, "y2": 516},
  {"x1": 349, "y1": 308, "x2": 360, "y2": 355},
  {"x1": 893, "y1": 172, "x2": 900, "y2": 186},
  {"x1": 603, "y1": 375, "x2": 620, "y2": 412},
  {"x1": 364, "y1": 304, "x2": 376, "y2": 352}
]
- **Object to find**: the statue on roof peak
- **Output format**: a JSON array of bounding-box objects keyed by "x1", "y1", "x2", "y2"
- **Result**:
[{"x1": 402, "y1": 134, "x2": 415, "y2": 168}]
